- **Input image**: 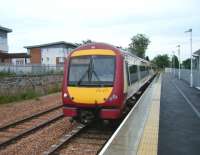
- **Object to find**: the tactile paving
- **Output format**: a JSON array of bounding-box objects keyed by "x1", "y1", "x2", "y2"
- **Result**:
[{"x1": 137, "y1": 76, "x2": 161, "y2": 155}]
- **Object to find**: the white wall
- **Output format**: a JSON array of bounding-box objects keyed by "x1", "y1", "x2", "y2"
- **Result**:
[
  {"x1": 41, "y1": 47, "x2": 68, "y2": 65},
  {"x1": 0, "y1": 30, "x2": 8, "y2": 52},
  {"x1": 11, "y1": 58, "x2": 30, "y2": 65},
  {"x1": 41, "y1": 47, "x2": 64, "y2": 64}
]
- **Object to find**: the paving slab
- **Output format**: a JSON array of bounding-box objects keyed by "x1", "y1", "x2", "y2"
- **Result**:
[{"x1": 158, "y1": 73, "x2": 200, "y2": 155}]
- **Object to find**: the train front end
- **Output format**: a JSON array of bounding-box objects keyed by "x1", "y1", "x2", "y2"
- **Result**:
[{"x1": 62, "y1": 44, "x2": 125, "y2": 122}]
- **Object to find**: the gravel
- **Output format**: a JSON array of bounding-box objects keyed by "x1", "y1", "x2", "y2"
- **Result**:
[
  {"x1": 0, "y1": 117, "x2": 76, "y2": 155},
  {"x1": 58, "y1": 126, "x2": 113, "y2": 155},
  {"x1": 0, "y1": 109, "x2": 63, "y2": 145},
  {"x1": 0, "y1": 93, "x2": 62, "y2": 127},
  {"x1": 59, "y1": 142, "x2": 100, "y2": 155}
]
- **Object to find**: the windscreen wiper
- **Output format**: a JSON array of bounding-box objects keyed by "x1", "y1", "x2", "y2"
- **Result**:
[
  {"x1": 77, "y1": 60, "x2": 91, "y2": 86},
  {"x1": 91, "y1": 58, "x2": 101, "y2": 83},
  {"x1": 92, "y1": 70, "x2": 101, "y2": 82},
  {"x1": 77, "y1": 68, "x2": 89, "y2": 86}
]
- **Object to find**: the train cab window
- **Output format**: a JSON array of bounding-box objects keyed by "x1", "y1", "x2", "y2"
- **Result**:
[
  {"x1": 68, "y1": 56, "x2": 115, "y2": 86},
  {"x1": 68, "y1": 56, "x2": 90, "y2": 84},
  {"x1": 92, "y1": 56, "x2": 115, "y2": 84},
  {"x1": 129, "y1": 65, "x2": 138, "y2": 84}
]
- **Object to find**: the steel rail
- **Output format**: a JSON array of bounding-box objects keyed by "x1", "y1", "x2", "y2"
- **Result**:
[
  {"x1": 0, "y1": 104, "x2": 64, "y2": 149},
  {"x1": 43, "y1": 75, "x2": 156, "y2": 155},
  {"x1": 0, "y1": 113, "x2": 64, "y2": 149},
  {"x1": 0, "y1": 104, "x2": 63, "y2": 131},
  {"x1": 43, "y1": 123, "x2": 87, "y2": 155}
]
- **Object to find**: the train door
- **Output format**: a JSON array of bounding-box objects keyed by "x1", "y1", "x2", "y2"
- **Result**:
[
  {"x1": 123, "y1": 61, "x2": 130, "y2": 94},
  {"x1": 137, "y1": 65, "x2": 141, "y2": 83},
  {"x1": 126, "y1": 61, "x2": 131, "y2": 86}
]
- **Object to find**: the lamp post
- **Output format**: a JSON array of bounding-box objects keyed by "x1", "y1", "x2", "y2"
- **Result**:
[
  {"x1": 170, "y1": 54, "x2": 173, "y2": 74},
  {"x1": 172, "y1": 51, "x2": 175, "y2": 76},
  {"x1": 177, "y1": 45, "x2": 181, "y2": 79},
  {"x1": 185, "y1": 28, "x2": 193, "y2": 87}
]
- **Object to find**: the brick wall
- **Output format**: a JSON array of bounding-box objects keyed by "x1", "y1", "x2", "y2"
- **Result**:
[
  {"x1": 4, "y1": 58, "x2": 11, "y2": 63},
  {"x1": 30, "y1": 48, "x2": 41, "y2": 64}
]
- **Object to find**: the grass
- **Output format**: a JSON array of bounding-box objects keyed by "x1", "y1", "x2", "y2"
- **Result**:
[
  {"x1": 0, "y1": 72, "x2": 16, "y2": 78},
  {"x1": 0, "y1": 84, "x2": 61, "y2": 105},
  {"x1": 0, "y1": 90, "x2": 39, "y2": 104},
  {"x1": 47, "y1": 83, "x2": 61, "y2": 94}
]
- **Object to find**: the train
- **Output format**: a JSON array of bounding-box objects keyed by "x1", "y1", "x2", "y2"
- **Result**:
[{"x1": 62, "y1": 42, "x2": 155, "y2": 123}]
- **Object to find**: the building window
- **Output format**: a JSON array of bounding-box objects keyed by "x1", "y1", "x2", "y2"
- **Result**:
[
  {"x1": 56, "y1": 57, "x2": 65, "y2": 64},
  {"x1": 27, "y1": 49, "x2": 30, "y2": 55},
  {"x1": 16, "y1": 60, "x2": 24, "y2": 65},
  {"x1": 59, "y1": 57, "x2": 65, "y2": 63}
]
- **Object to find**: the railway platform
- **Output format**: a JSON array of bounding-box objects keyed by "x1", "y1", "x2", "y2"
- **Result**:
[{"x1": 100, "y1": 73, "x2": 200, "y2": 155}]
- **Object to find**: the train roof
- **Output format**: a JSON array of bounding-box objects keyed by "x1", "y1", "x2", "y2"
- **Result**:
[
  {"x1": 71, "y1": 42, "x2": 151, "y2": 66},
  {"x1": 119, "y1": 49, "x2": 150, "y2": 64}
]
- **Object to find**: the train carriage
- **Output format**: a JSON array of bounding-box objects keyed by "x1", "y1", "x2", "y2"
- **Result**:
[{"x1": 62, "y1": 43, "x2": 154, "y2": 123}]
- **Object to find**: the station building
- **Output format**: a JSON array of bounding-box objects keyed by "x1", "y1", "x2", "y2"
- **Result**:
[{"x1": 24, "y1": 41, "x2": 78, "y2": 65}]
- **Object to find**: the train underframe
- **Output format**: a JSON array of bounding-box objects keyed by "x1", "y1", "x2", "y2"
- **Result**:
[{"x1": 63, "y1": 105, "x2": 123, "y2": 124}]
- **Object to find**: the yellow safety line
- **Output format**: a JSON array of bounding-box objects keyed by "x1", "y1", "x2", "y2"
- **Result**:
[{"x1": 137, "y1": 75, "x2": 161, "y2": 155}]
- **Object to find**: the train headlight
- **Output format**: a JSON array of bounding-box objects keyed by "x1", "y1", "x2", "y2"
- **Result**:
[
  {"x1": 63, "y1": 93, "x2": 68, "y2": 98},
  {"x1": 108, "y1": 94, "x2": 118, "y2": 101}
]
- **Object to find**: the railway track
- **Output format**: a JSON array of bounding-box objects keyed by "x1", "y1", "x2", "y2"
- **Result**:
[
  {"x1": 0, "y1": 76, "x2": 156, "y2": 153},
  {"x1": 43, "y1": 76, "x2": 156, "y2": 155},
  {"x1": 0, "y1": 104, "x2": 64, "y2": 149},
  {"x1": 43, "y1": 122, "x2": 116, "y2": 155}
]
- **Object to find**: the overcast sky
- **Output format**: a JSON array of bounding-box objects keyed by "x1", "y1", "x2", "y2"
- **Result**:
[{"x1": 0, "y1": 0, "x2": 200, "y2": 60}]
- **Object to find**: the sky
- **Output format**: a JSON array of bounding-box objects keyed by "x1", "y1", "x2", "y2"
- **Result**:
[{"x1": 0, "y1": 0, "x2": 200, "y2": 60}]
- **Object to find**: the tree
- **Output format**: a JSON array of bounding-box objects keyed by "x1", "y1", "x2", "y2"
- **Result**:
[
  {"x1": 172, "y1": 55, "x2": 179, "y2": 68},
  {"x1": 128, "y1": 34, "x2": 150, "y2": 58},
  {"x1": 182, "y1": 58, "x2": 191, "y2": 69},
  {"x1": 145, "y1": 56, "x2": 150, "y2": 61},
  {"x1": 152, "y1": 54, "x2": 170, "y2": 68},
  {"x1": 75, "y1": 39, "x2": 94, "y2": 47},
  {"x1": 82, "y1": 39, "x2": 93, "y2": 44}
]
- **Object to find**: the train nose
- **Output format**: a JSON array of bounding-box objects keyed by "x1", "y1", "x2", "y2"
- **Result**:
[{"x1": 67, "y1": 87, "x2": 113, "y2": 104}]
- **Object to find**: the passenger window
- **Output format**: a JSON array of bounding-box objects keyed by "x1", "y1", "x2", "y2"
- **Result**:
[{"x1": 140, "y1": 66, "x2": 148, "y2": 79}]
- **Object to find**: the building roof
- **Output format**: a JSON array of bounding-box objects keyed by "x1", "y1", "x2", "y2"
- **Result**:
[
  {"x1": 24, "y1": 41, "x2": 78, "y2": 49},
  {"x1": 8, "y1": 53, "x2": 30, "y2": 58},
  {"x1": 0, "y1": 25, "x2": 12, "y2": 33},
  {"x1": 0, "y1": 51, "x2": 8, "y2": 58},
  {"x1": 0, "y1": 51, "x2": 29, "y2": 59},
  {"x1": 194, "y1": 49, "x2": 200, "y2": 56}
]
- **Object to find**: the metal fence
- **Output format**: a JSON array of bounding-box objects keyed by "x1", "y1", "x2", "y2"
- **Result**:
[
  {"x1": 165, "y1": 68, "x2": 200, "y2": 89},
  {"x1": 0, "y1": 64, "x2": 64, "y2": 75}
]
